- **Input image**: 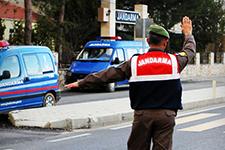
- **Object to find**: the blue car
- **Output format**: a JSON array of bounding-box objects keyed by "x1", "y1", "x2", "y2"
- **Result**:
[
  {"x1": 0, "y1": 41, "x2": 60, "y2": 113},
  {"x1": 66, "y1": 36, "x2": 149, "y2": 92}
]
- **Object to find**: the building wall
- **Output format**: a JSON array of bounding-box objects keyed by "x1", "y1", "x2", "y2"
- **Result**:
[
  {"x1": 0, "y1": 1, "x2": 38, "y2": 41},
  {"x1": 3, "y1": 19, "x2": 15, "y2": 40}
]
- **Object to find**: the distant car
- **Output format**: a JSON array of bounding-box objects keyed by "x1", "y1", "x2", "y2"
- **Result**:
[
  {"x1": 0, "y1": 41, "x2": 60, "y2": 113},
  {"x1": 66, "y1": 36, "x2": 149, "y2": 92}
]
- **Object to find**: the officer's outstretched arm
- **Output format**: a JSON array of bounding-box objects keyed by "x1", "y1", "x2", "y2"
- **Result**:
[
  {"x1": 65, "y1": 60, "x2": 131, "y2": 89},
  {"x1": 177, "y1": 16, "x2": 196, "y2": 72}
]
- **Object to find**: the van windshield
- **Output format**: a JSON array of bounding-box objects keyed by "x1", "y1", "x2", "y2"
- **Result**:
[{"x1": 77, "y1": 48, "x2": 113, "y2": 62}]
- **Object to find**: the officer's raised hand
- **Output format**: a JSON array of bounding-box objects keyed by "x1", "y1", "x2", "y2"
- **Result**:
[{"x1": 181, "y1": 16, "x2": 192, "y2": 36}]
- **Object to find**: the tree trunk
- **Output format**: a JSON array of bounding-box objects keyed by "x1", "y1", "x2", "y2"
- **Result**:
[
  {"x1": 24, "y1": 0, "x2": 32, "y2": 45},
  {"x1": 58, "y1": 0, "x2": 65, "y2": 67}
]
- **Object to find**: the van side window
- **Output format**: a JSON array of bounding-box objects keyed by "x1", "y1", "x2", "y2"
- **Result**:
[
  {"x1": 113, "y1": 49, "x2": 125, "y2": 62},
  {"x1": 126, "y1": 48, "x2": 139, "y2": 59},
  {"x1": 38, "y1": 53, "x2": 54, "y2": 73},
  {"x1": 23, "y1": 54, "x2": 42, "y2": 76},
  {"x1": 0, "y1": 55, "x2": 20, "y2": 78}
]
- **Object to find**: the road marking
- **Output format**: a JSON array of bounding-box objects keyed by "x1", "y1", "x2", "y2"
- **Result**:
[
  {"x1": 47, "y1": 133, "x2": 91, "y2": 143},
  {"x1": 110, "y1": 124, "x2": 132, "y2": 130},
  {"x1": 176, "y1": 113, "x2": 219, "y2": 125},
  {"x1": 108, "y1": 105, "x2": 225, "y2": 131},
  {"x1": 179, "y1": 118, "x2": 225, "y2": 132},
  {"x1": 177, "y1": 104, "x2": 225, "y2": 118},
  {"x1": 109, "y1": 112, "x2": 221, "y2": 130}
]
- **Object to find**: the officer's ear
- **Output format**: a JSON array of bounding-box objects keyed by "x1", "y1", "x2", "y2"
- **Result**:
[
  {"x1": 165, "y1": 38, "x2": 169, "y2": 45},
  {"x1": 146, "y1": 37, "x2": 150, "y2": 44},
  {"x1": 164, "y1": 39, "x2": 171, "y2": 52},
  {"x1": 162, "y1": 39, "x2": 169, "y2": 50}
]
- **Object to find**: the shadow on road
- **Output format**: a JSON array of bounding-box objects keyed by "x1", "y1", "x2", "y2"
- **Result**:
[{"x1": 0, "y1": 114, "x2": 12, "y2": 128}]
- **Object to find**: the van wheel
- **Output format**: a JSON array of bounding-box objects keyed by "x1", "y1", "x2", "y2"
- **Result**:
[
  {"x1": 105, "y1": 83, "x2": 115, "y2": 92},
  {"x1": 43, "y1": 93, "x2": 56, "y2": 107}
]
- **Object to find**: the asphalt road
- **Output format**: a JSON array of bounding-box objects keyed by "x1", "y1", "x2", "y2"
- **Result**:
[
  {"x1": 1, "y1": 104, "x2": 225, "y2": 150},
  {"x1": 59, "y1": 78, "x2": 225, "y2": 105},
  {"x1": 0, "y1": 77, "x2": 225, "y2": 149}
]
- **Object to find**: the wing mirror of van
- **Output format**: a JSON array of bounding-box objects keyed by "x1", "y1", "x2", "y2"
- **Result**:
[
  {"x1": 0, "y1": 70, "x2": 11, "y2": 80},
  {"x1": 111, "y1": 57, "x2": 120, "y2": 65}
]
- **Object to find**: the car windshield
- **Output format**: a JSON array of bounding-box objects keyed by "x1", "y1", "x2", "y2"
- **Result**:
[{"x1": 77, "y1": 48, "x2": 113, "y2": 61}]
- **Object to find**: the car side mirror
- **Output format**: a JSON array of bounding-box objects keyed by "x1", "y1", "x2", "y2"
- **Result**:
[
  {"x1": 0, "y1": 70, "x2": 11, "y2": 80},
  {"x1": 111, "y1": 57, "x2": 120, "y2": 65}
]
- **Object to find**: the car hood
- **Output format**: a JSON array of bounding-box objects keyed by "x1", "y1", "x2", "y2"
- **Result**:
[{"x1": 69, "y1": 60, "x2": 110, "y2": 74}]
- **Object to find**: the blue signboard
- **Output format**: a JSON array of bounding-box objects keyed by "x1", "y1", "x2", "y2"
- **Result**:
[{"x1": 116, "y1": 9, "x2": 140, "y2": 24}]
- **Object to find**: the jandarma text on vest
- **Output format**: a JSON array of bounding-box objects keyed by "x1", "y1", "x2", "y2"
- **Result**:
[{"x1": 138, "y1": 57, "x2": 172, "y2": 67}]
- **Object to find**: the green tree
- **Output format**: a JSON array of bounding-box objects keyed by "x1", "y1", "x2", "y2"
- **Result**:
[
  {"x1": 33, "y1": 0, "x2": 100, "y2": 64},
  {"x1": 33, "y1": 0, "x2": 66, "y2": 48},
  {"x1": 117, "y1": 0, "x2": 225, "y2": 51},
  {"x1": 32, "y1": 0, "x2": 225, "y2": 64},
  {"x1": 32, "y1": 16, "x2": 57, "y2": 50},
  {"x1": 63, "y1": 0, "x2": 100, "y2": 51},
  {"x1": 8, "y1": 21, "x2": 24, "y2": 45}
]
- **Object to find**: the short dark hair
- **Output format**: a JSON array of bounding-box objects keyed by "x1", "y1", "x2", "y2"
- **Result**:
[{"x1": 148, "y1": 32, "x2": 167, "y2": 45}]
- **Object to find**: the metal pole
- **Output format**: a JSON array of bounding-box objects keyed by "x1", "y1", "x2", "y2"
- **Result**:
[
  {"x1": 142, "y1": 19, "x2": 146, "y2": 52},
  {"x1": 212, "y1": 80, "x2": 217, "y2": 99}
]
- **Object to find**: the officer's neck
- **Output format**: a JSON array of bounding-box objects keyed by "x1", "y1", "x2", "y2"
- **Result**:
[{"x1": 149, "y1": 44, "x2": 165, "y2": 52}]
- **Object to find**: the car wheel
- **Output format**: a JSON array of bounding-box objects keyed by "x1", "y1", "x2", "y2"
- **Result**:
[
  {"x1": 105, "y1": 83, "x2": 115, "y2": 92},
  {"x1": 43, "y1": 93, "x2": 56, "y2": 107}
]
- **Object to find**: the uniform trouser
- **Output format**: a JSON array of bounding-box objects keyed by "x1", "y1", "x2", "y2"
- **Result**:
[{"x1": 127, "y1": 109, "x2": 176, "y2": 150}]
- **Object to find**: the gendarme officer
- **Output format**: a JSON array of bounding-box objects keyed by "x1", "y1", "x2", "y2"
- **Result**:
[{"x1": 66, "y1": 16, "x2": 196, "y2": 150}]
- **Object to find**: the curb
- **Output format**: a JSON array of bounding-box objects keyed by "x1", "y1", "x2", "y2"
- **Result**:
[
  {"x1": 9, "y1": 97, "x2": 225, "y2": 130},
  {"x1": 183, "y1": 97, "x2": 225, "y2": 110}
]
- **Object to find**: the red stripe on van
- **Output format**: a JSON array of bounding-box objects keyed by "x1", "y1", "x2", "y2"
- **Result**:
[{"x1": 0, "y1": 85, "x2": 58, "y2": 96}]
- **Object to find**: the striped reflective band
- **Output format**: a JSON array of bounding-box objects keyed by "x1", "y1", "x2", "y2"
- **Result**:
[
  {"x1": 0, "y1": 85, "x2": 58, "y2": 97},
  {"x1": 129, "y1": 54, "x2": 180, "y2": 82}
]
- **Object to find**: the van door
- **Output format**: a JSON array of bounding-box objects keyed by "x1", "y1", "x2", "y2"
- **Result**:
[
  {"x1": 0, "y1": 55, "x2": 25, "y2": 112},
  {"x1": 111, "y1": 48, "x2": 125, "y2": 65},
  {"x1": 22, "y1": 52, "x2": 57, "y2": 106},
  {"x1": 111, "y1": 48, "x2": 127, "y2": 86}
]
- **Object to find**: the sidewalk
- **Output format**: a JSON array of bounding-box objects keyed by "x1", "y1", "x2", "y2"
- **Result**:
[{"x1": 9, "y1": 86, "x2": 225, "y2": 130}]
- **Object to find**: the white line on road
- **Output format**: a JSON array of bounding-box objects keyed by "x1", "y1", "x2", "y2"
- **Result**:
[
  {"x1": 110, "y1": 113, "x2": 220, "y2": 130},
  {"x1": 47, "y1": 133, "x2": 91, "y2": 143},
  {"x1": 110, "y1": 124, "x2": 132, "y2": 130},
  {"x1": 179, "y1": 118, "x2": 225, "y2": 132},
  {"x1": 109, "y1": 105, "x2": 225, "y2": 131},
  {"x1": 177, "y1": 104, "x2": 225, "y2": 118},
  {"x1": 176, "y1": 113, "x2": 219, "y2": 125}
]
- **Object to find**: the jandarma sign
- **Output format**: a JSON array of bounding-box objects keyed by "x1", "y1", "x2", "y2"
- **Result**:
[{"x1": 116, "y1": 9, "x2": 140, "y2": 24}]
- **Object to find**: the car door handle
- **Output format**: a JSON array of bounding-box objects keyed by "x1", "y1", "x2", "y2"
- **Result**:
[
  {"x1": 24, "y1": 77, "x2": 30, "y2": 82},
  {"x1": 43, "y1": 70, "x2": 54, "y2": 74}
]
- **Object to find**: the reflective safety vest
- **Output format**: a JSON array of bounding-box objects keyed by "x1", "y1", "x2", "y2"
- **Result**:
[{"x1": 129, "y1": 51, "x2": 183, "y2": 110}]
